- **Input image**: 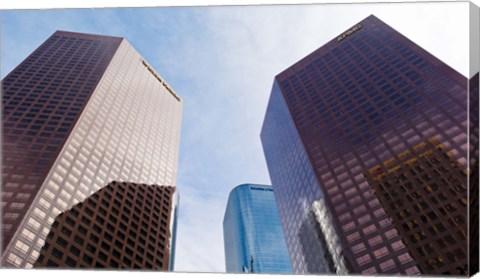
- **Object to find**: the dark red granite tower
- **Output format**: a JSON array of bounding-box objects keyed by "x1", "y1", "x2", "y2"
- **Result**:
[{"x1": 261, "y1": 15, "x2": 475, "y2": 275}]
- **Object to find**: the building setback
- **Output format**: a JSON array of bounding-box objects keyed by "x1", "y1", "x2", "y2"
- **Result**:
[
  {"x1": 261, "y1": 15, "x2": 473, "y2": 275},
  {"x1": 223, "y1": 184, "x2": 292, "y2": 274},
  {"x1": 33, "y1": 182, "x2": 178, "y2": 270},
  {"x1": 2, "y1": 31, "x2": 183, "y2": 268}
]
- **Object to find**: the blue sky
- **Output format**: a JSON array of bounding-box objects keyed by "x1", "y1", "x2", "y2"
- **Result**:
[{"x1": 1, "y1": 1, "x2": 471, "y2": 274}]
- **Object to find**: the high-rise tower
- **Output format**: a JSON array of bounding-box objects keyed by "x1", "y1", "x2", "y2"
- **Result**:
[
  {"x1": 261, "y1": 15, "x2": 474, "y2": 275},
  {"x1": 223, "y1": 184, "x2": 292, "y2": 274},
  {"x1": 2, "y1": 31, "x2": 183, "y2": 268}
]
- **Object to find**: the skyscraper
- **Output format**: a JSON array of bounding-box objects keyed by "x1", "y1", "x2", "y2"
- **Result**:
[
  {"x1": 33, "y1": 181, "x2": 178, "y2": 270},
  {"x1": 2, "y1": 31, "x2": 183, "y2": 268},
  {"x1": 223, "y1": 184, "x2": 292, "y2": 274},
  {"x1": 261, "y1": 15, "x2": 473, "y2": 275}
]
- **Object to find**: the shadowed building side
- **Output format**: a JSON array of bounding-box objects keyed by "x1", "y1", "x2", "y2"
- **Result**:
[
  {"x1": 364, "y1": 138, "x2": 468, "y2": 274},
  {"x1": 33, "y1": 181, "x2": 178, "y2": 270}
]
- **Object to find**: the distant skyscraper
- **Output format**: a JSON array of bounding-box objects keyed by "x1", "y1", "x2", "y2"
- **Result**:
[
  {"x1": 33, "y1": 181, "x2": 178, "y2": 270},
  {"x1": 2, "y1": 31, "x2": 183, "y2": 268},
  {"x1": 261, "y1": 15, "x2": 474, "y2": 275},
  {"x1": 223, "y1": 184, "x2": 292, "y2": 274}
]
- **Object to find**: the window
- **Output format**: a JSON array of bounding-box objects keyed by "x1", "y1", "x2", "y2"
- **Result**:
[
  {"x1": 123, "y1": 257, "x2": 132, "y2": 266},
  {"x1": 114, "y1": 240, "x2": 123, "y2": 249},
  {"x1": 74, "y1": 235, "x2": 84, "y2": 246},
  {"x1": 78, "y1": 225, "x2": 88, "y2": 235},
  {"x1": 93, "y1": 224, "x2": 102, "y2": 233},
  {"x1": 46, "y1": 259, "x2": 59, "y2": 267},
  {"x1": 347, "y1": 232, "x2": 361, "y2": 242},
  {"x1": 65, "y1": 256, "x2": 77, "y2": 267},
  {"x1": 125, "y1": 247, "x2": 133, "y2": 256},
  {"x1": 56, "y1": 236, "x2": 68, "y2": 248},
  {"x1": 362, "y1": 224, "x2": 376, "y2": 235},
  {"x1": 373, "y1": 247, "x2": 389, "y2": 259},
  {"x1": 95, "y1": 216, "x2": 105, "y2": 225},
  {"x1": 15, "y1": 240, "x2": 30, "y2": 254},
  {"x1": 405, "y1": 266, "x2": 420, "y2": 275},
  {"x1": 83, "y1": 254, "x2": 93, "y2": 264},
  {"x1": 89, "y1": 234, "x2": 99, "y2": 243},
  {"x1": 358, "y1": 214, "x2": 372, "y2": 224},
  {"x1": 108, "y1": 215, "x2": 118, "y2": 224},
  {"x1": 356, "y1": 254, "x2": 371, "y2": 266},
  {"x1": 52, "y1": 248, "x2": 64, "y2": 260},
  {"x1": 368, "y1": 236, "x2": 383, "y2": 247},
  {"x1": 21, "y1": 229, "x2": 36, "y2": 241},
  {"x1": 70, "y1": 208, "x2": 80, "y2": 217},
  {"x1": 109, "y1": 259, "x2": 119, "y2": 268},
  {"x1": 10, "y1": 202, "x2": 25, "y2": 210},
  {"x1": 81, "y1": 216, "x2": 91, "y2": 226},
  {"x1": 112, "y1": 249, "x2": 121, "y2": 259},
  {"x1": 391, "y1": 240, "x2": 405, "y2": 250},
  {"x1": 86, "y1": 244, "x2": 96, "y2": 254},
  {"x1": 127, "y1": 238, "x2": 135, "y2": 247},
  {"x1": 65, "y1": 216, "x2": 76, "y2": 227},
  {"x1": 398, "y1": 252, "x2": 413, "y2": 264},
  {"x1": 384, "y1": 229, "x2": 396, "y2": 239},
  {"x1": 101, "y1": 241, "x2": 111, "y2": 252},
  {"x1": 70, "y1": 245, "x2": 81, "y2": 256},
  {"x1": 352, "y1": 243, "x2": 366, "y2": 254},
  {"x1": 361, "y1": 266, "x2": 377, "y2": 275},
  {"x1": 98, "y1": 251, "x2": 108, "y2": 262},
  {"x1": 61, "y1": 227, "x2": 72, "y2": 237},
  {"x1": 104, "y1": 232, "x2": 113, "y2": 242},
  {"x1": 85, "y1": 207, "x2": 93, "y2": 216},
  {"x1": 379, "y1": 259, "x2": 395, "y2": 271}
]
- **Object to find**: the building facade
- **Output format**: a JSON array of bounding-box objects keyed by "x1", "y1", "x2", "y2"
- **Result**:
[
  {"x1": 33, "y1": 181, "x2": 178, "y2": 270},
  {"x1": 469, "y1": 72, "x2": 479, "y2": 275},
  {"x1": 223, "y1": 184, "x2": 292, "y2": 274},
  {"x1": 2, "y1": 31, "x2": 183, "y2": 268},
  {"x1": 261, "y1": 15, "x2": 471, "y2": 275}
]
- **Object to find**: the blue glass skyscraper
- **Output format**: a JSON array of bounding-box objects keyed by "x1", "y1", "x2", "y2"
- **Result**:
[{"x1": 223, "y1": 184, "x2": 292, "y2": 274}]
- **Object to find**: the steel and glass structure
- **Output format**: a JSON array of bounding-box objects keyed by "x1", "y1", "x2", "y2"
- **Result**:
[
  {"x1": 223, "y1": 184, "x2": 292, "y2": 274},
  {"x1": 261, "y1": 15, "x2": 474, "y2": 275},
  {"x1": 2, "y1": 31, "x2": 183, "y2": 268}
]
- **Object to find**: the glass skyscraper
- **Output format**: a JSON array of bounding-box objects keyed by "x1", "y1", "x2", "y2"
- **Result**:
[
  {"x1": 223, "y1": 184, "x2": 292, "y2": 274},
  {"x1": 261, "y1": 15, "x2": 476, "y2": 276},
  {"x1": 2, "y1": 31, "x2": 183, "y2": 268}
]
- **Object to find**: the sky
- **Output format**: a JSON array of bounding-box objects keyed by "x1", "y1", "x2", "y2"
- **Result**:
[{"x1": 0, "y1": 0, "x2": 474, "y2": 275}]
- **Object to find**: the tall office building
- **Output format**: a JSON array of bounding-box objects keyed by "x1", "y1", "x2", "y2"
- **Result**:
[
  {"x1": 223, "y1": 184, "x2": 292, "y2": 274},
  {"x1": 2, "y1": 31, "x2": 183, "y2": 268},
  {"x1": 33, "y1": 181, "x2": 178, "y2": 270},
  {"x1": 261, "y1": 15, "x2": 474, "y2": 275}
]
